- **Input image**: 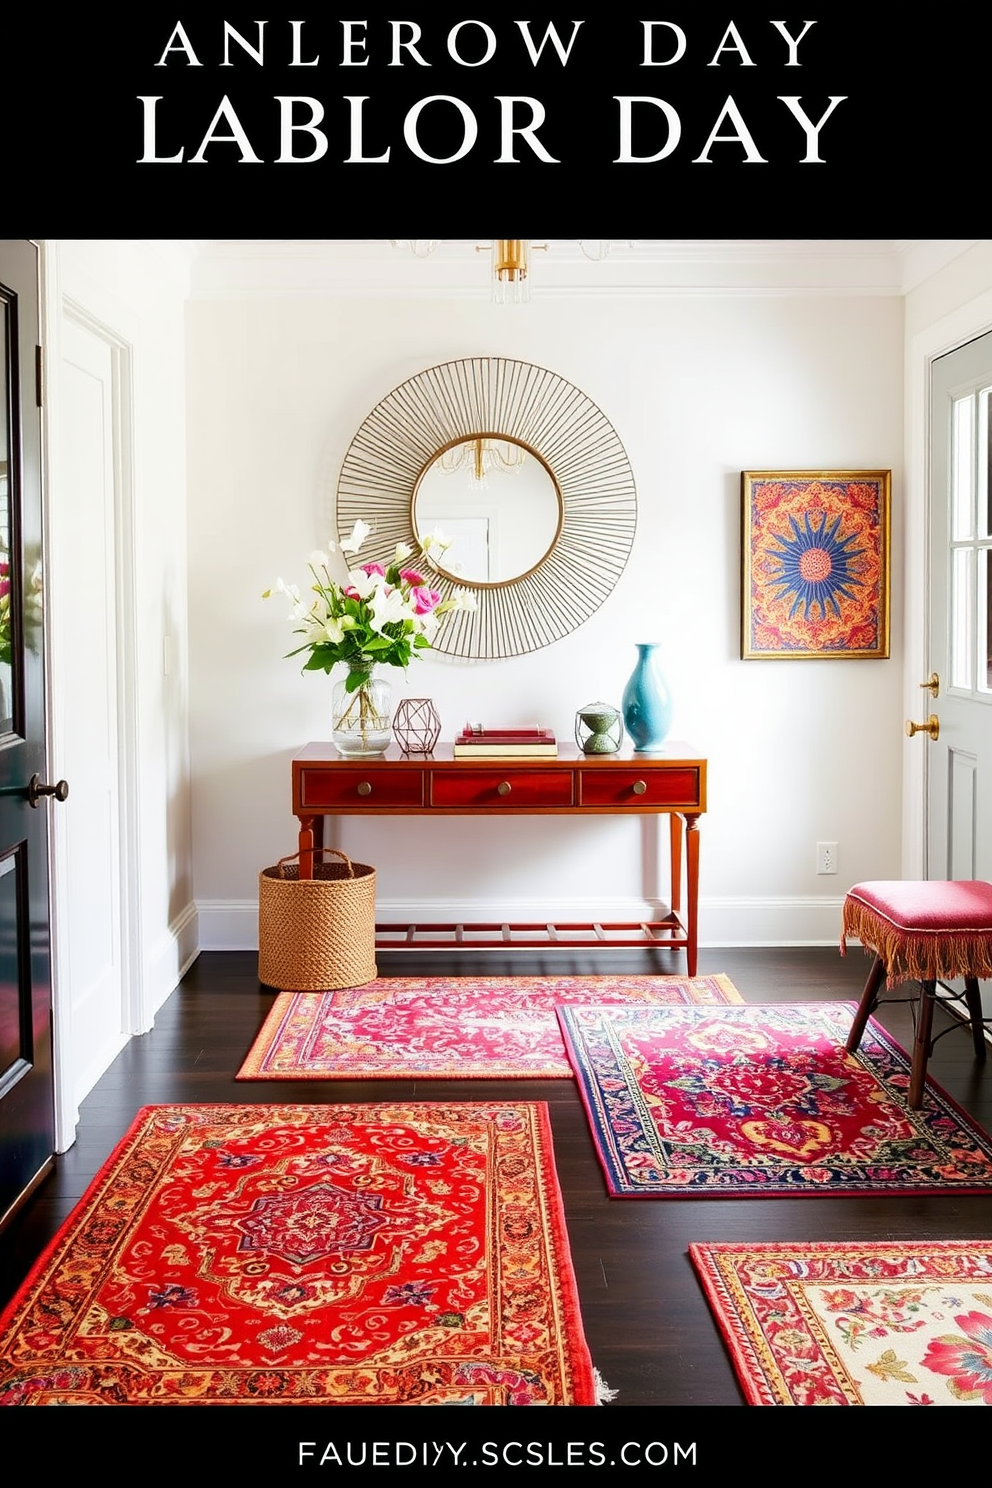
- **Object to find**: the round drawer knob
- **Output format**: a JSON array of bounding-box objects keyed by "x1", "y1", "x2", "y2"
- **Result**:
[
  {"x1": 497, "y1": 781, "x2": 512, "y2": 797},
  {"x1": 632, "y1": 780, "x2": 647, "y2": 796},
  {"x1": 356, "y1": 781, "x2": 373, "y2": 797}
]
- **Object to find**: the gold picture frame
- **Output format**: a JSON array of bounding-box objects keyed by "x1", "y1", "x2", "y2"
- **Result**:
[{"x1": 741, "y1": 469, "x2": 891, "y2": 660}]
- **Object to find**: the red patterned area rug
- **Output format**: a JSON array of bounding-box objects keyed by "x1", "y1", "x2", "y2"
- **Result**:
[
  {"x1": 691, "y1": 1240, "x2": 992, "y2": 1405},
  {"x1": 0, "y1": 1103, "x2": 597, "y2": 1405},
  {"x1": 557, "y1": 1001, "x2": 992, "y2": 1196},
  {"x1": 238, "y1": 974, "x2": 742, "y2": 1081}
]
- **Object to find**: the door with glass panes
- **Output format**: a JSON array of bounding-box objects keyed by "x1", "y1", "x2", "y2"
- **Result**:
[{"x1": 924, "y1": 333, "x2": 992, "y2": 952}]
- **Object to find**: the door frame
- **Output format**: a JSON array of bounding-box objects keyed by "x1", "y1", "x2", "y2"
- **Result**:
[
  {"x1": 40, "y1": 245, "x2": 143, "y2": 1152},
  {"x1": 904, "y1": 283, "x2": 992, "y2": 879}
]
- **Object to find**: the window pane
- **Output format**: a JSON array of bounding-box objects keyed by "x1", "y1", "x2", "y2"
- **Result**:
[
  {"x1": 951, "y1": 546, "x2": 974, "y2": 689},
  {"x1": 952, "y1": 394, "x2": 975, "y2": 540},
  {"x1": 982, "y1": 385, "x2": 992, "y2": 538}
]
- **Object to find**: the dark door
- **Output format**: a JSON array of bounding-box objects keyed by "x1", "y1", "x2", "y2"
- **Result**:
[{"x1": 0, "y1": 240, "x2": 55, "y2": 1225}]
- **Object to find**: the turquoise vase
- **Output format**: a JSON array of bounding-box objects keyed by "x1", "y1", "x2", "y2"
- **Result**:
[{"x1": 621, "y1": 643, "x2": 673, "y2": 752}]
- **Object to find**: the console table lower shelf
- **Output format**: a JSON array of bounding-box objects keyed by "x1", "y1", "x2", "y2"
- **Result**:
[
  {"x1": 374, "y1": 914, "x2": 691, "y2": 952},
  {"x1": 292, "y1": 741, "x2": 706, "y2": 974}
]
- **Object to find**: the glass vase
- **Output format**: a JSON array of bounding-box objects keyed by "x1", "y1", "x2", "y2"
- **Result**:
[
  {"x1": 331, "y1": 659, "x2": 393, "y2": 756},
  {"x1": 621, "y1": 642, "x2": 673, "y2": 752}
]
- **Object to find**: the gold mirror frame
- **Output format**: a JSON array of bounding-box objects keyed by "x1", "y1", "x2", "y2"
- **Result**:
[{"x1": 336, "y1": 357, "x2": 637, "y2": 659}]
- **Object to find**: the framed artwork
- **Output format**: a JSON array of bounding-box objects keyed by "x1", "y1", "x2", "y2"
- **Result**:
[{"x1": 741, "y1": 470, "x2": 891, "y2": 659}]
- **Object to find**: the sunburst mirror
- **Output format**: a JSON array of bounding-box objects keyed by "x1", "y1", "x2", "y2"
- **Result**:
[{"x1": 336, "y1": 357, "x2": 637, "y2": 659}]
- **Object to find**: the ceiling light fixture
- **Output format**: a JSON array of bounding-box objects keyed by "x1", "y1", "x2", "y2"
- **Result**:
[{"x1": 390, "y1": 240, "x2": 631, "y2": 299}]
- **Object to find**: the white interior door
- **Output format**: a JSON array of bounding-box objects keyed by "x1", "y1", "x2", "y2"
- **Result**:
[
  {"x1": 925, "y1": 330, "x2": 992, "y2": 1004},
  {"x1": 56, "y1": 313, "x2": 127, "y2": 1108}
]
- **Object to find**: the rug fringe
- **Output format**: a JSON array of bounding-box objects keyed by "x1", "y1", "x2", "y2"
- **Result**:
[{"x1": 593, "y1": 1368, "x2": 618, "y2": 1404}]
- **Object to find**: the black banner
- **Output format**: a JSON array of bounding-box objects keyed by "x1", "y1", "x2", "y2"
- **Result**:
[{"x1": 6, "y1": 5, "x2": 988, "y2": 237}]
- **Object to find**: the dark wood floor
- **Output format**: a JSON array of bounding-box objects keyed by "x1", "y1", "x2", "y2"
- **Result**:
[{"x1": 2, "y1": 945, "x2": 992, "y2": 1439}]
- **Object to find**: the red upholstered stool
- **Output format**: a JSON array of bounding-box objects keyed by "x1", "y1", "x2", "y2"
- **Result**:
[{"x1": 842, "y1": 880, "x2": 992, "y2": 1108}]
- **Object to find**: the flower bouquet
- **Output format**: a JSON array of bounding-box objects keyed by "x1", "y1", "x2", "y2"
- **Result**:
[{"x1": 265, "y1": 520, "x2": 475, "y2": 755}]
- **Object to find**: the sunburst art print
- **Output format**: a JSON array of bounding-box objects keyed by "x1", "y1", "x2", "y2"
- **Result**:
[{"x1": 742, "y1": 470, "x2": 890, "y2": 658}]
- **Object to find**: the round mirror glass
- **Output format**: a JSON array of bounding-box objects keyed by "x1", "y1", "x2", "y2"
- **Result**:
[{"x1": 412, "y1": 436, "x2": 562, "y2": 585}]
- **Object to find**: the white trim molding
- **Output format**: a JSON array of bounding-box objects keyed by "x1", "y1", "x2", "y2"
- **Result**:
[
  {"x1": 196, "y1": 893, "x2": 849, "y2": 953},
  {"x1": 142, "y1": 903, "x2": 200, "y2": 1027}
]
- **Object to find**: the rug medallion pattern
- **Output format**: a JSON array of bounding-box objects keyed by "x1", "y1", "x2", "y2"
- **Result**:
[{"x1": 0, "y1": 1103, "x2": 595, "y2": 1405}]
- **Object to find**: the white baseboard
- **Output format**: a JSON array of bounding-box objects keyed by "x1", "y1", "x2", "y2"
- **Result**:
[
  {"x1": 195, "y1": 894, "x2": 849, "y2": 952},
  {"x1": 142, "y1": 901, "x2": 200, "y2": 1025}
]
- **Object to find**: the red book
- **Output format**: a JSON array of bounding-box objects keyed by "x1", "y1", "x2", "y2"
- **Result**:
[{"x1": 457, "y1": 727, "x2": 555, "y2": 744}]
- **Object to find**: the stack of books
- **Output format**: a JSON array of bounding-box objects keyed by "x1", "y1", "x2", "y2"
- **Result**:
[{"x1": 453, "y1": 726, "x2": 558, "y2": 759}]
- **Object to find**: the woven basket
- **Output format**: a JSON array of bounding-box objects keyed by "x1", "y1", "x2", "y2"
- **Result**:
[{"x1": 258, "y1": 848, "x2": 377, "y2": 991}]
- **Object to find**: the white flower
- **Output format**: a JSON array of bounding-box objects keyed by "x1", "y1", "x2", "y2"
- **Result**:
[
  {"x1": 320, "y1": 617, "x2": 346, "y2": 644},
  {"x1": 394, "y1": 541, "x2": 413, "y2": 562},
  {"x1": 420, "y1": 528, "x2": 453, "y2": 569},
  {"x1": 308, "y1": 549, "x2": 331, "y2": 571},
  {"x1": 369, "y1": 584, "x2": 411, "y2": 631},
  {"x1": 339, "y1": 519, "x2": 372, "y2": 555},
  {"x1": 346, "y1": 567, "x2": 380, "y2": 600},
  {"x1": 437, "y1": 588, "x2": 478, "y2": 615}
]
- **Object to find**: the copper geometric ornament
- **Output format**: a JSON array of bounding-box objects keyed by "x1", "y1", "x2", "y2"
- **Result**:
[{"x1": 392, "y1": 697, "x2": 442, "y2": 753}]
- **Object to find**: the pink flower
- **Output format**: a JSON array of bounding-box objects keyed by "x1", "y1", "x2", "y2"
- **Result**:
[
  {"x1": 399, "y1": 568, "x2": 426, "y2": 586},
  {"x1": 360, "y1": 562, "x2": 386, "y2": 578},
  {"x1": 922, "y1": 1311, "x2": 992, "y2": 1401},
  {"x1": 411, "y1": 586, "x2": 441, "y2": 614}
]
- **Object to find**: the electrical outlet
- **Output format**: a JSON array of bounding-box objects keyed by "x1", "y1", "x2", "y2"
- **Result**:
[{"x1": 816, "y1": 841, "x2": 838, "y2": 875}]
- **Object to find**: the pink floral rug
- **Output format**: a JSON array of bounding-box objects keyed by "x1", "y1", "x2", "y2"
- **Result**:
[
  {"x1": 237, "y1": 974, "x2": 742, "y2": 1080},
  {"x1": 691, "y1": 1240, "x2": 992, "y2": 1405}
]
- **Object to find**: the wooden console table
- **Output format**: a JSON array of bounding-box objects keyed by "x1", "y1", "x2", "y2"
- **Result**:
[{"x1": 292, "y1": 741, "x2": 706, "y2": 974}]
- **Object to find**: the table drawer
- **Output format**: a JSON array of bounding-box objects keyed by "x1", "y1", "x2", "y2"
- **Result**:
[
  {"x1": 298, "y1": 767, "x2": 425, "y2": 809},
  {"x1": 579, "y1": 767, "x2": 701, "y2": 809},
  {"x1": 431, "y1": 769, "x2": 574, "y2": 808}
]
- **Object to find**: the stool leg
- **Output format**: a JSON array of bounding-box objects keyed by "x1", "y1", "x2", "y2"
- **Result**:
[
  {"x1": 908, "y1": 980, "x2": 936, "y2": 1109},
  {"x1": 846, "y1": 955, "x2": 888, "y2": 1053},
  {"x1": 964, "y1": 977, "x2": 988, "y2": 1063}
]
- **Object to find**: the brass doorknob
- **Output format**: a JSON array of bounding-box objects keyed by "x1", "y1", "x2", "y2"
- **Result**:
[
  {"x1": 918, "y1": 672, "x2": 940, "y2": 698},
  {"x1": 28, "y1": 775, "x2": 69, "y2": 807},
  {"x1": 905, "y1": 715, "x2": 940, "y2": 741}
]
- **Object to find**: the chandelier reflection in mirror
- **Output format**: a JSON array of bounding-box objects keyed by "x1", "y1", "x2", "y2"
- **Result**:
[
  {"x1": 437, "y1": 435, "x2": 526, "y2": 486},
  {"x1": 336, "y1": 357, "x2": 637, "y2": 659}
]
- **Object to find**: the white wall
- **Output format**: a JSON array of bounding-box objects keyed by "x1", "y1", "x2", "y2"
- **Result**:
[{"x1": 186, "y1": 256, "x2": 905, "y2": 947}]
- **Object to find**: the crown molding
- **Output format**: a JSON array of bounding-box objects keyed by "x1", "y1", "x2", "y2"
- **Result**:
[{"x1": 187, "y1": 239, "x2": 981, "y2": 299}]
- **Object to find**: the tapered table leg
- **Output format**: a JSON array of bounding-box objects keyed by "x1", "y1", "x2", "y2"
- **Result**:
[
  {"x1": 669, "y1": 814, "x2": 683, "y2": 917},
  {"x1": 684, "y1": 813, "x2": 700, "y2": 977}
]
